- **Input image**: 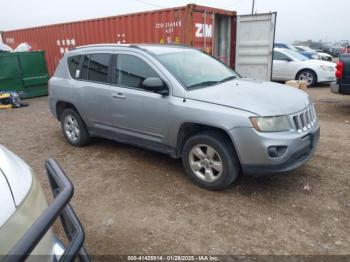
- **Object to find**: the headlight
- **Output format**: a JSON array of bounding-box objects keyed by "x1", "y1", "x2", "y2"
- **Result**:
[
  {"x1": 320, "y1": 65, "x2": 334, "y2": 71},
  {"x1": 250, "y1": 116, "x2": 292, "y2": 132}
]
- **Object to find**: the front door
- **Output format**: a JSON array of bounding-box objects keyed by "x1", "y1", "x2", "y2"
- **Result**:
[
  {"x1": 109, "y1": 53, "x2": 170, "y2": 144},
  {"x1": 272, "y1": 50, "x2": 294, "y2": 80}
]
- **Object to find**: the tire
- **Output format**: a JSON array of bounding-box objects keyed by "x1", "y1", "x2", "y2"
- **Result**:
[
  {"x1": 182, "y1": 131, "x2": 240, "y2": 191},
  {"x1": 60, "y1": 108, "x2": 90, "y2": 146},
  {"x1": 296, "y1": 69, "x2": 317, "y2": 87}
]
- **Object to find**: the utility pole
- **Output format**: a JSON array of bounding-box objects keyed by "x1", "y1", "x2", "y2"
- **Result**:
[{"x1": 251, "y1": 0, "x2": 255, "y2": 14}]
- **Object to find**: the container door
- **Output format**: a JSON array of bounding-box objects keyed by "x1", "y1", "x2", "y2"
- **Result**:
[
  {"x1": 235, "y1": 13, "x2": 276, "y2": 81},
  {"x1": 213, "y1": 14, "x2": 231, "y2": 66}
]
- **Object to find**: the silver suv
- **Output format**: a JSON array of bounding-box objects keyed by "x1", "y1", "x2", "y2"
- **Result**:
[{"x1": 49, "y1": 44, "x2": 320, "y2": 190}]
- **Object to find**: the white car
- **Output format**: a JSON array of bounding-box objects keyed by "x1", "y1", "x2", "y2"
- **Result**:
[
  {"x1": 0, "y1": 145, "x2": 89, "y2": 261},
  {"x1": 315, "y1": 49, "x2": 334, "y2": 62},
  {"x1": 294, "y1": 45, "x2": 333, "y2": 62},
  {"x1": 272, "y1": 48, "x2": 336, "y2": 86}
]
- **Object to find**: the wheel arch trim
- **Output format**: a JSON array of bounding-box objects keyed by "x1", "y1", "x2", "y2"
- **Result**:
[
  {"x1": 295, "y1": 68, "x2": 318, "y2": 84},
  {"x1": 175, "y1": 122, "x2": 242, "y2": 164},
  {"x1": 55, "y1": 101, "x2": 82, "y2": 121}
]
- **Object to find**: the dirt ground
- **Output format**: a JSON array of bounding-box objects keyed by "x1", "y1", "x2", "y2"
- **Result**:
[{"x1": 0, "y1": 86, "x2": 349, "y2": 256}]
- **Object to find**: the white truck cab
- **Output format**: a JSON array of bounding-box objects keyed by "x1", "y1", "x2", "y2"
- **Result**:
[{"x1": 0, "y1": 145, "x2": 89, "y2": 262}]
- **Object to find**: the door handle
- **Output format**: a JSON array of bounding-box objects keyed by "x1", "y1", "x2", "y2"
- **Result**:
[{"x1": 112, "y1": 93, "x2": 126, "y2": 99}]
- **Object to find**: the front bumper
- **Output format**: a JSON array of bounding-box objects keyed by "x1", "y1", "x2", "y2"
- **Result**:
[
  {"x1": 230, "y1": 124, "x2": 320, "y2": 175},
  {"x1": 331, "y1": 82, "x2": 350, "y2": 95},
  {"x1": 318, "y1": 70, "x2": 336, "y2": 83}
]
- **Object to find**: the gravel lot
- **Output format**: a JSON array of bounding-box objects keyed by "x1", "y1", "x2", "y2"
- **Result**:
[{"x1": 0, "y1": 86, "x2": 349, "y2": 256}]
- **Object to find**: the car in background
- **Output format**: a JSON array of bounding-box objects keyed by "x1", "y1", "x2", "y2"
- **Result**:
[
  {"x1": 295, "y1": 46, "x2": 333, "y2": 62},
  {"x1": 324, "y1": 46, "x2": 342, "y2": 57},
  {"x1": 274, "y1": 43, "x2": 320, "y2": 60},
  {"x1": 0, "y1": 145, "x2": 89, "y2": 261},
  {"x1": 340, "y1": 47, "x2": 350, "y2": 54},
  {"x1": 331, "y1": 54, "x2": 350, "y2": 95},
  {"x1": 306, "y1": 42, "x2": 342, "y2": 57},
  {"x1": 272, "y1": 48, "x2": 336, "y2": 86}
]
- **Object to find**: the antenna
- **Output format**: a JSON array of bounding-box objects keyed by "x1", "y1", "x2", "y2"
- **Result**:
[{"x1": 251, "y1": 0, "x2": 255, "y2": 14}]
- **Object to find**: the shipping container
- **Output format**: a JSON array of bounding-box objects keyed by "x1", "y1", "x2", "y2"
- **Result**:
[{"x1": 1, "y1": 4, "x2": 276, "y2": 81}]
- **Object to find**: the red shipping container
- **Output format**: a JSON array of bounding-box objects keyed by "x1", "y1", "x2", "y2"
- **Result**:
[{"x1": 1, "y1": 4, "x2": 237, "y2": 76}]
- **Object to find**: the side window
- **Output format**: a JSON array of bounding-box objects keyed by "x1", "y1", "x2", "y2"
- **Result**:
[
  {"x1": 80, "y1": 54, "x2": 111, "y2": 83},
  {"x1": 67, "y1": 55, "x2": 81, "y2": 79},
  {"x1": 115, "y1": 54, "x2": 159, "y2": 89},
  {"x1": 273, "y1": 51, "x2": 290, "y2": 61},
  {"x1": 88, "y1": 54, "x2": 111, "y2": 83},
  {"x1": 81, "y1": 55, "x2": 90, "y2": 80}
]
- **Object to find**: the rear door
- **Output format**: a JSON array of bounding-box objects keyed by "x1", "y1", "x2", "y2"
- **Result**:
[
  {"x1": 74, "y1": 53, "x2": 115, "y2": 129},
  {"x1": 235, "y1": 13, "x2": 277, "y2": 81}
]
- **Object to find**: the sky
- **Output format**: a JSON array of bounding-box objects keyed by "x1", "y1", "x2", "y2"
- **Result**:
[{"x1": 0, "y1": 0, "x2": 349, "y2": 43}]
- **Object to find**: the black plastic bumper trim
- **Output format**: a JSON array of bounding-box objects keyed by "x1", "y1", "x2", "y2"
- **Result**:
[{"x1": 242, "y1": 126, "x2": 320, "y2": 176}]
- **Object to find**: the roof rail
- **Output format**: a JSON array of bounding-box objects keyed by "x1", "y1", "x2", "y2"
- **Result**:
[
  {"x1": 73, "y1": 43, "x2": 192, "y2": 51},
  {"x1": 74, "y1": 43, "x2": 131, "y2": 50}
]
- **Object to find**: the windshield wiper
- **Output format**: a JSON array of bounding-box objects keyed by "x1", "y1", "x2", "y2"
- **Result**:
[
  {"x1": 187, "y1": 76, "x2": 236, "y2": 89},
  {"x1": 188, "y1": 81, "x2": 220, "y2": 88},
  {"x1": 218, "y1": 76, "x2": 236, "y2": 83}
]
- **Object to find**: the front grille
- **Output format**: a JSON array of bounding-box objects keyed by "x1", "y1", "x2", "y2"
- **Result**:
[{"x1": 292, "y1": 106, "x2": 317, "y2": 133}]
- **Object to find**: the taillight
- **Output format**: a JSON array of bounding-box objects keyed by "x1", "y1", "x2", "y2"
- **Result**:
[{"x1": 336, "y1": 61, "x2": 344, "y2": 79}]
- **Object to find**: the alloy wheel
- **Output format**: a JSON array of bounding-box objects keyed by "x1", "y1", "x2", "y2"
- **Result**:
[
  {"x1": 189, "y1": 144, "x2": 223, "y2": 182},
  {"x1": 64, "y1": 114, "x2": 80, "y2": 142}
]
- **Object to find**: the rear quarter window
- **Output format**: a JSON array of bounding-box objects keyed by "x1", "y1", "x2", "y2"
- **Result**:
[{"x1": 67, "y1": 55, "x2": 81, "y2": 79}]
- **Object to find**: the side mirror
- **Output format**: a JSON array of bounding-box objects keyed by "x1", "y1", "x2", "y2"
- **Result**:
[{"x1": 142, "y1": 77, "x2": 169, "y2": 95}]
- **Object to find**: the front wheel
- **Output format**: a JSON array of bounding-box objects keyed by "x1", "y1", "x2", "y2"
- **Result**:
[
  {"x1": 182, "y1": 131, "x2": 240, "y2": 190},
  {"x1": 296, "y1": 69, "x2": 317, "y2": 87}
]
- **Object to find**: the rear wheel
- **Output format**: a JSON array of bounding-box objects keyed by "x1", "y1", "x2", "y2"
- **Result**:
[
  {"x1": 61, "y1": 108, "x2": 90, "y2": 146},
  {"x1": 182, "y1": 131, "x2": 240, "y2": 190},
  {"x1": 296, "y1": 69, "x2": 317, "y2": 87}
]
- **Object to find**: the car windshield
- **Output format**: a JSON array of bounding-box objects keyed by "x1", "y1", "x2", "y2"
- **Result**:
[
  {"x1": 155, "y1": 49, "x2": 238, "y2": 89},
  {"x1": 285, "y1": 44, "x2": 299, "y2": 52},
  {"x1": 299, "y1": 46, "x2": 315, "y2": 52},
  {"x1": 283, "y1": 49, "x2": 309, "y2": 61}
]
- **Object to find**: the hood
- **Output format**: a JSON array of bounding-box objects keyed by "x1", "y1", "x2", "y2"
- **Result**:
[
  {"x1": 0, "y1": 169, "x2": 16, "y2": 227},
  {"x1": 186, "y1": 78, "x2": 311, "y2": 116},
  {"x1": 318, "y1": 52, "x2": 332, "y2": 57},
  {"x1": 301, "y1": 51, "x2": 316, "y2": 58},
  {"x1": 303, "y1": 59, "x2": 336, "y2": 67},
  {"x1": 0, "y1": 145, "x2": 33, "y2": 206}
]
